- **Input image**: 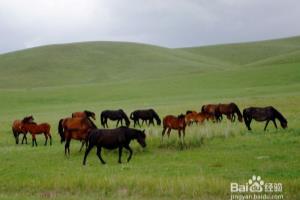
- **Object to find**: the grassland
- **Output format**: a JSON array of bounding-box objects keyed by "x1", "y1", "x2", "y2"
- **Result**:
[{"x1": 0, "y1": 36, "x2": 299, "y2": 199}]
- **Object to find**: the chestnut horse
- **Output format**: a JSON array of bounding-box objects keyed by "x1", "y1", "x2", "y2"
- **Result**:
[
  {"x1": 21, "y1": 116, "x2": 52, "y2": 147},
  {"x1": 58, "y1": 117, "x2": 97, "y2": 156},
  {"x1": 72, "y1": 110, "x2": 96, "y2": 120},
  {"x1": 185, "y1": 112, "x2": 215, "y2": 125},
  {"x1": 218, "y1": 103, "x2": 243, "y2": 122},
  {"x1": 12, "y1": 116, "x2": 34, "y2": 144},
  {"x1": 162, "y1": 114, "x2": 186, "y2": 142},
  {"x1": 243, "y1": 106, "x2": 287, "y2": 131},
  {"x1": 201, "y1": 104, "x2": 222, "y2": 122}
]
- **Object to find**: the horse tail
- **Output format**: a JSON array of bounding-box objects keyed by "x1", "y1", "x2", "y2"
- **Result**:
[
  {"x1": 100, "y1": 112, "x2": 106, "y2": 127},
  {"x1": 201, "y1": 105, "x2": 206, "y2": 113},
  {"x1": 130, "y1": 112, "x2": 135, "y2": 120},
  {"x1": 58, "y1": 119, "x2": 65, "y2": 142}
]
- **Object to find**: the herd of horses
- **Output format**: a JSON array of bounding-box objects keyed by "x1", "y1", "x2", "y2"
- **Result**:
[{"x1": 11, "y1": 103, "x2": 288, "y2": 165}]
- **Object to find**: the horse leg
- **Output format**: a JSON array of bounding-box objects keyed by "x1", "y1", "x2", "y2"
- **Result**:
[
  {"x1": 21, "y1": 134, "x2": 26, "y2": 144},
  {"x1": 121, "y1": 119, "x2": 123, "y2": 126},
  {"x1": 32, "y1": 134, "x2": 35, "y2": 147},
  {"x1": 272, "y1": 120, "x2": 278, "y2": 129},
  {"x1": 49, "y1": 133, "x2": 52, "y2": 145},
  {"x1": 118, "y1": 147, "x2": 123, "y2": 163},
  {"x1": 96, "y1": 146, "x2": 106, "y2": 164},
  {"x1": 162, "y1": 127, "x2": 167, "y2": 142},
  {"x1": 44, "y1": 133, "x2": 48, "y2": 146},
  {"x1": 167, "y1": 128, "x2": 171, "y2": 138},
  {"x1": 65, "y1": 139, "x2": 71, "y2": 156},
  {"x1": 79, "y1": 141, "x2": 85, "y2": 152},
  {"x1": 178, "y1": 130, "x2": 181, "y2": 140},
  {"x1": 82, "y1": 143, "x2": 94, "y2": 165},
  {"x1": 124, "y1": 145, "x2": 133, "y2": 162},
  {"x1": 116, "y1": 120, "x2": 120, "y2": 127},
  {"x1": 264, "y1": 120, "x2": 270, "y2": 131},
  {"x1": 245, "y1": 117, "x2": 252, "y2": 131}
]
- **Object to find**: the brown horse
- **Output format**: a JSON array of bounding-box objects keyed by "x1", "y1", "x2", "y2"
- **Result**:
[
  {"x1": 185, "y1": 112, "x2": 214, "y2": 125},
  {"x1": 72, "y1": 110, "x2": 96, "y2": 120},
  {"x1": 185, "y1": 111, "x2": 198, "y2": 125},
  {"x1": 218, "y1": 103, "x2": 243, "y2": 122},
  {"x1": 162, "y1": 114, "x2": 186, "y2": 142},
  {"x1": 201, "y1": 104, "x2": 222, "y2": 122},
  {"x1": 21, "y1": 116, "x2": 52, "y2": 147},
  {"x1": 58, "y1": 117, "x2": 97, "y2": 156},
  {"x1": 12, "y1": 116, "x2": 34, "y2": 144}
]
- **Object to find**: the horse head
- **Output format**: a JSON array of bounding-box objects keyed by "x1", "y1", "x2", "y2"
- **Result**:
[
  {"x1": 136, "y1": 129, "x2": 146, "y2": 148},
  {"x1": 84, "y1": 110, "x2": 96, "y2": 120}
]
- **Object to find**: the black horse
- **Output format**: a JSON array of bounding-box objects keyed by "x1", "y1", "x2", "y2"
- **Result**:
[
  {"x1": 130, "y1": 109, "x2": 161, "y2": 127},
  {"x1": 82, "y1": 127, "x2": 146, "y2": 165},
  {"x1": 243, "y1": 106, "x2": 287, "y2": 131},
  {"x1": 100, "y1": 109, "x2": 130, "y2": 128}
]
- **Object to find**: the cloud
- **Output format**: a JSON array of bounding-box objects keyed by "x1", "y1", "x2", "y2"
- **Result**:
[{"x1": 0, "y1": 0, "x2": 299, "y2": 53}]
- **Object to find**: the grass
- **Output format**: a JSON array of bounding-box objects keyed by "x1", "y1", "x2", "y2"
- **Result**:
[{"x1": 0, "y1": 36, "x2": 300, "y2": 199}]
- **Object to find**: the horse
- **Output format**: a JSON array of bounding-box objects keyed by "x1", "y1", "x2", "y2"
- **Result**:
[
  {"x1": 218, "y1": 103, "x2": 243, "y2": 122},
  {"x1": 100, "y1": 109, "x2": 130, "y2": 128},
  {"x1": 58, "y1": 117, "x2": 97, "y2": 156},
  {"x1": 243, "y1": 106, "x2": 287, "y2": 131},
  {"x1": 11, "y1": 116, "x2": 34, "y2": 144},
  {"x1": 82, "y1": 127, "x2": 146, "y2": 165},
  {"x1": 72, "y1": 110, "x2": 96, "y2": 120},
  {"x1": 184, "y1": 111, "x2": 198, "y2": 125},
  {"x1": 162, "y1": 114, "x2": 186, "y2": 142},
  {"x1": 130, "y1": 109, "x2": 161, "y2": 127},
  {"x1": 201, "y1": 104, "x2": 222, "y2": 122},
  {"x1": 21, "y1": 116, "x2": 52, "y2": 147}
]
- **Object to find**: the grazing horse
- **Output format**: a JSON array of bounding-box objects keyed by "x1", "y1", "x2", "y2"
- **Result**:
[
  {"x1": 243, "y1": 106, "x2": 287, "y2": 131},
  {"x1": 72, "y1": 110, "x2": 96, "y2": 120},
  {"x1": 21, "y1": 116, "x2": 52, "y2": 147},
  {"x1": 185, "y1": 111, "x2": 198, "y2": 125},
  {"x1": 100, "y1": 109, "x2": 130, "y2": 128},
  {"x1": 82, "y1": 127, "x2": 146, "y2": 165},
  {"x1": 201, "y1": 104, "x2": 222, "y2": 122},
  {"x1": 58, "y1": 117, "x2": 97, "y2": 156},
  {"x1": 130, "y1": 109, "x2": 161, "y2": 127},
  {"x1": 218, "y1": 103, "x2": 243, "y2": 122},
  {"x1": 162, "y1": 114, "x2": 186, "y2": 142},
  {"x1": 11, "y1": 116, "x2": 34, "y2": 144}
]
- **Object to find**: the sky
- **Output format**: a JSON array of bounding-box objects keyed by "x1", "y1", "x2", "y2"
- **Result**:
[{"x1": 0, "y1": 0, "x2": 300, "y2": 53}]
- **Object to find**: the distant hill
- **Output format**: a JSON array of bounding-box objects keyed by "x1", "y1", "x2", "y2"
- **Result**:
[{"x1": 0, "y1": 36, "x2": 300, "y2": 88}]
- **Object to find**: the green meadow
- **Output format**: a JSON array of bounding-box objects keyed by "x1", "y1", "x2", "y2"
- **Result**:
[{"x1": 0, "y1": 36, "x2": 299, "y2": 199}]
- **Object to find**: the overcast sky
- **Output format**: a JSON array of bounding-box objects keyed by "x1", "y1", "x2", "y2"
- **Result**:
[{"x1": 0, "y1": 0, "x2": 300, "y2": 53}]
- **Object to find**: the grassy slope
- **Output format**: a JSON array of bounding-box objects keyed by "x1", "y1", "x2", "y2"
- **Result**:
[{"x1": 0, "y1": 37, "x2": 300, "y2": 199}]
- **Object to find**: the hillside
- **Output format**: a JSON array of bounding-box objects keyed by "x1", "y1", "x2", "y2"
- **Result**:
[
  {"x1": 1, "y1": 36, "x2": 300, "y2": 89},
  {"x1": 0, "y1": 42, "x2": 224, "y2": 89},
  {"x1": 179, "y1": 36, "x2": 300, "y2": 66}
]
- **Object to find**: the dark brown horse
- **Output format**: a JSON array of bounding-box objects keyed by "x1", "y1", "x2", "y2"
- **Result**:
[
  {"x1": 21, "y1": 116, "x2": 52, "y2": 147},
  {"x1": 12, "y1": 116, "x2": 34, "y2": 144},
  {"x1": 201, "y1": 104, "x2": 222, "y2": 122},
  {"x1": 130, "y1": 109, "x2": 161, "y2": 127},
  {"x1": 100, "y1": 109, "x2": 130, "y2": 128},
  {"x1": 82, "y1": 127, "x2": 146, "y2": 165},
  {"x1": 162, "y1": 114, "x2": 186, "y2": 142},
  {"x1": 72, "y1": 110, "x2": 96, "y2": 120},
  {"x1": 58, "y1": 117, "x2": 97, "y2": 155},
  {"x1": 218, "y1": 103, "x2": 243, "y2": 122},
  {"x1": 243, "y1": 106, "x2": 287, "y2": 131}
]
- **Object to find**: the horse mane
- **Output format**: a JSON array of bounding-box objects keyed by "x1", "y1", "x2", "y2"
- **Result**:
[
  {"x1": 84, "y1": 110, "x2": 93, "y2": 116},
  {"x1": 87, "y1": 117, "x2": 98, "y2": 129},
  {"x1": 120, "y1": 109, "x2": 130, "y2": 124},
  {"x1": 230, "y1": 103, "x2": 243, "y2": 121},
  {"x1": 177, "y1": 114, "x2": 185, "y2": 119},
  {"x1": 272, "y1": 107, "x2": 287, "y2": 123},
  {"x1": 22, "y1": 116, "x2": 34, "y2": 123},
  {"x1": 151, "y1": 109, "x2": 161, "y2": 124}
]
